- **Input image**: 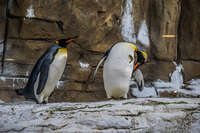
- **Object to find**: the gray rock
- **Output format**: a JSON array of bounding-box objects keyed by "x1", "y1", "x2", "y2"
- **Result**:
[{"x1": 0, "y1": 98, "x2": 199, "y2": 133}]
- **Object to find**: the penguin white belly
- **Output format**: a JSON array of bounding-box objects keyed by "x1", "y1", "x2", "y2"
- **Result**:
[
  {"x1": 40, "y1": 52, "x2": 67, "y2": 101},
  {"x1": 103, "y1": 43, "x2": 135, "y2": 98}
]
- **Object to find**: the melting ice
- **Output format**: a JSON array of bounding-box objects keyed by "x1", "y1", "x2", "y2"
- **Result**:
[
  {"x1": 26, "y1": 5, "x2": 35, "y2": 18},
  {"x1": 137, "y1": 20, "x2": 150, "y2": 47},
  {"x1": 121, "y1": 0, "x2": 136, "y2": 43}
]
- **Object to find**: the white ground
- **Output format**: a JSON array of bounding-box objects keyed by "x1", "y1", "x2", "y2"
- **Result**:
[{"x1": 0, "y1": 98, "x2": 199, "y2": 133}]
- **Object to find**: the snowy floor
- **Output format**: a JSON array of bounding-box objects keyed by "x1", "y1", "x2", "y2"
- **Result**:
[
  {"x1": 0, "y1": 98, "x2": 199, "y2": 133},
  {"x1": 131, "y1": 79, "x2": 200, "y2": 98}
]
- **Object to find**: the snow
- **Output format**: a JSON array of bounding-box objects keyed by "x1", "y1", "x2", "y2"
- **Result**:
[
  {"x1": 186, "y1": 79, "x2": 200, "y2": 90},
  {"x1": 79, "y1": 61, "x2": 90, "y2": 69},
  {"x1": 26, "y1": 5, "x2": 35, "y2": 18},
  {"x1": 121, "y1": 0, "x2": 137, "y2": 44},
  {"x1": 56, "y1": 81, "x2": 64, "y2": 88},
  {"x1": 137, "y1": 20, "x2": 150, "y2": 47},
  {"x1": 131, "y1": 86, "x2": 158, "y2": 98},
  {"x1": 0, "y1": 98, "x2": 199, "y2": 132}
]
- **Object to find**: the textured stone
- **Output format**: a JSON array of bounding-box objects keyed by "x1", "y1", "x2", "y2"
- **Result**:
[
  {"x1": 179, "y1": 0, "x2": 200, "y2": 61},
  {"x1": 149, "y1": 0, "x2": 181, "y2": 61},
  {"x1": 5, "y1": 39, "x2": 53, "y2": 64},
  {"x1": 0, "y1": 0, "x2": 6, "y2": 18},
  {"x1": 63, "y1": 0, "x2": 123, "y2": 52},
  {"x1": 7, "y1": 18, "x2": 21, "y2": 38},
  {"x1": 0, "y1": 19, "x2": 5, "y2": 60},
  {"x1": 9, "y1": 0, "x2": 72, "y2": 21},
  {"x1": 0, "y1": 98, "x2": 199, "y2": 132},
  {"x1": 0, "y1": 76, "x2": 27, "y2": 90},
  {"x1": 20, "y1": 19, "x2": 64, "y2": 39},
  {"x1": 50, "y1": 90, "x2": 107, "y2": 102},
  {"x1": 182, "y1": 61, "x2": 200, "y2": 81},
  {"x1": 3, "y1": 62, "x2": 33, "y2": 77},
  {"x1": 141, "y1": 61, "x2": 176, "y2": 81},
  {"x1": 0, "y1": 89, "x2": 25, "y2": 102}
]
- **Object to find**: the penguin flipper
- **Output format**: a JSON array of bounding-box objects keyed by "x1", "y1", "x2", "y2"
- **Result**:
[
  {"x1": 93, "y1": 56, "x2": 106, "y2": 80},
  {"x1": 36, "y1": 59, "x2": 52, "y2": 95},
  {"x1": 92, "y1": 45, "x2": 115, "y2": 80}
]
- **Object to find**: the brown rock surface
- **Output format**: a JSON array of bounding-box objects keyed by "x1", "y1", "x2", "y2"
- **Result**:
[
  {"x1": 182, "y1": 61, "x2": 200, "y2": 81},
  {"x1": 20, "y1": 19, "x2": 64, "y2": 39},
  {"x1": 141, "y1": 61, "x2": 176, "y2": 81},
  {"x1": 179, "y1": 0, "x2": 200, "y2": 61},
  {"x1": 149, "y1": 0, "x2": 181, "y2": 61}
]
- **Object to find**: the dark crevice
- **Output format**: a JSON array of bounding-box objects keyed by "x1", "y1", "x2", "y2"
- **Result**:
[
  {"x1": 8, "y1": 15, "x2": 57, "y2": 23},
  {"x1": 182, "y1": 59, "x2": 200, "y2": 63},
  {"x1": 8, "y1": 37, "x2": 56, "y2": 42},
  {"x1": 177, "y1": 0, "x2": 183, "y2": 64},
  {"x1": 56, "y1": 21, "x2": 64, "y2": 34},
  {"x1": 1, "y1": 0, "x2": 9, "y2": 73}
]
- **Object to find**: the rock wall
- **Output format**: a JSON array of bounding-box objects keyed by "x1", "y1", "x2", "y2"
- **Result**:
[{"x1": 0, "y1": 0, "x2": 200, "y2": 102}]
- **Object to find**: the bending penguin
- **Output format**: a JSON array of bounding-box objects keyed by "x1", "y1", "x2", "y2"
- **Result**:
[
  {"x1": 16, "y1": 36, "x2": 78, "y2": 104},
  {"x1": 93, "y1": 42, "x2": 147, "y2": 99}
]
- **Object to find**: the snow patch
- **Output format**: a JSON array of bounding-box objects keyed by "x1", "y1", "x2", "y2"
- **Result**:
[
  {"x1": 79, "y1": 61, "x2": 90, "y2": 69},
  {"x1": 56, "y1": 81, "x2": 64, "y2": 88},
  {"x1": 26, "y1": 5, "x2": 35, "y2": 18},
  {"x1": 186, "y1": 79, "x2": 200, "y2": 90},
  {"x1": 137, "y1": 20, "x2": 150, "y2": 47},
  {"x1": 131, "y1": 86, "x2": 158, "y2": 98},
  {"x1": 0, "y1": 76, "x2": 6, "y2": 82},
  {"x1": 121, "y1": 0, "x2": 137, "y2": 43}
]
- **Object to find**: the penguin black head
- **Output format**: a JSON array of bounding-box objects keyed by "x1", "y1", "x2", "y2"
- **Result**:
[
  {"x1": 56, "y1": 36, "x2": 79, "y2": 47},
  {"x1": 133, "y1": 50, "x2": 147, "y2": 72}
]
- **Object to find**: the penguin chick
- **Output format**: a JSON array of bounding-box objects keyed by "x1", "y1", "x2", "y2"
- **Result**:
[
  {"x1": 132, "y1": 69, "x2": 144, "y2": 91},
  {"x1": 16, "y1": 36, "x2": 78, "y2": 104},
  {"x1": 93, "y1": 42, "x2": 147, "y2": 99}
]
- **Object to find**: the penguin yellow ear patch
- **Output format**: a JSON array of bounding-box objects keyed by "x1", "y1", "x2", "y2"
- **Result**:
[{"x1": 56, "y1": 40, "x2": 59, "y2": 44}]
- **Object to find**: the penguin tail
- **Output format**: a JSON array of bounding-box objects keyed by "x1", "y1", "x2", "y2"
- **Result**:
[
  {"x1": 92, "y1": 56, "x2": 106, "y2": 80},
  {"x1": 15, "y1": 88, "x2": 24, "y2": 95}
]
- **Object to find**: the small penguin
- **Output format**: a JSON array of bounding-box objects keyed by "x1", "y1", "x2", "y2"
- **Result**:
[
  {"x1": 93, "y1": 42, "x2": 147, "y2": 99},
  {"x1": 16, "y1": 36, "x2": 78, "y2": 104}
]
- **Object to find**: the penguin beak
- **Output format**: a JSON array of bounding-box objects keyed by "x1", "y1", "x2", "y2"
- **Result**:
[
  {"x1": 133, "y1": 62, "x2": 140, "y2": 71},
  {"x1": 66, "y1": 36, "x2": 79, "y2": 44}
]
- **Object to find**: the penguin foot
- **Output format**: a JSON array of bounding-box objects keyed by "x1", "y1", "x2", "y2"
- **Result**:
[{"x1": 42, "y1": 101, "x2": 47, "y2": 104}]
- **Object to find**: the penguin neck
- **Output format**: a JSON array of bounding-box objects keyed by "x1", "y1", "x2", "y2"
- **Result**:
[{"x1": 125, "y1": 43, "x2": 138, "y2": 51}]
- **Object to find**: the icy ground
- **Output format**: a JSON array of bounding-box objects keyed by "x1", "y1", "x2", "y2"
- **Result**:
[
  {"x1": 131, "y1": 78, "x2": 200, "y2": 98},
  {"x1": 0, "y1": 98, "x2": 199, "y2": 133}
]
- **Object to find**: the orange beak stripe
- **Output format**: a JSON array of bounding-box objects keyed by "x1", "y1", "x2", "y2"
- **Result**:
[
  {"x1": 133, "y1": 62, "x2": 140, "y2": 70},
  {"x1": 66, "y1": 38, "x2": 74, "y2": 43}
]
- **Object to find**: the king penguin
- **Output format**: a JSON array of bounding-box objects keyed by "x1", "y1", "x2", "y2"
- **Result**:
[
  {"x1": 93, "y1": 42, "x2": 147, "y2": 99},
  {"x1": 16, "y1": 36, "x2": 78, "y2": 104}
]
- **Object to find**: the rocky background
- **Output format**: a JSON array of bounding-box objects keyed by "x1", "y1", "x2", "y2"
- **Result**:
[{"x1": 0, "y1": 0, "x2": 200, "y2": 102}]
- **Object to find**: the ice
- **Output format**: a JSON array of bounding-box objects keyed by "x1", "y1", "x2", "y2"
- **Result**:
[
  {"x1": 79, "y1": 61, "x2": 90, "y2": 69},
  {"x1": 26, "y1": 5, "x2": 35, "y2": 18},
  {"x1": 137, "y1": 20, "x2": 150, "y2": 47},
  {"x1": 131, "y1": 86, "x2": 158, "y2": 98},
  {"x1": 121, "y1": 0, "x2": 137, "y2": 44},
  {"x1": 186, "y1": 79, "x2": 200, "y2": 90},
  {"x1": 56, "y1": 81, "x2": 64, "y2": 88}
]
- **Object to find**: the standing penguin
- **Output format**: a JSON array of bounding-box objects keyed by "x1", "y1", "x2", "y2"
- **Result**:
[
  {"x1": 93, "y1": 42, "x2": 147, "y2": 99},
  {"x1": 16, "y1": 36, "x2": 78, "y2": 104}
]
